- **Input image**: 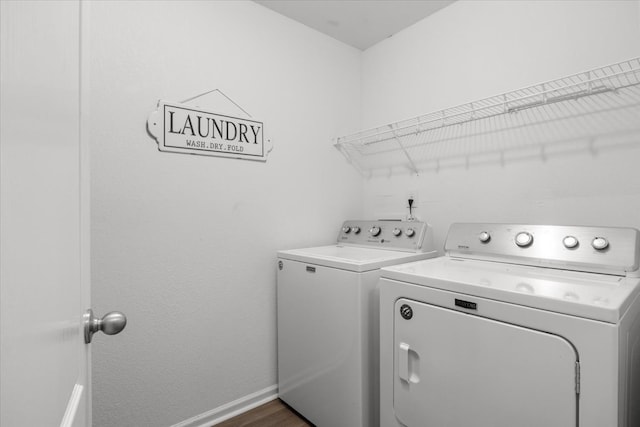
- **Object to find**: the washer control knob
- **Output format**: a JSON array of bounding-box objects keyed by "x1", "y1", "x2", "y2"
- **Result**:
[
  {"x1": 352, "y1": 226, "x2": 361, "y2": 234},
  {"x1": 369, "y1": 226, "x2": 381, "y2": 237},
  {"x1": 563, "y1": 236, "x2": 579, "y2": 249},
  {"x1": 478, "y1": 231, "x2": 491, "y2": 243},
  {"x1": 405, "y1": 228, "x2": 416, "y2": 238},
  {"x1": 342, "y1": 226, "x2": 351, "y2": 234},
  {"x1": 515, "y1": 232, "x2": 533, "y2": 247},
  {"x1": 392, "y1": 228, "x2": 402, "y2": 237},
  {"x1": 592, "y1": 237, "x2": 609, "y2": 251}
]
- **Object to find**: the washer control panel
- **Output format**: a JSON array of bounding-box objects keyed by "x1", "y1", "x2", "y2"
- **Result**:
[
  {"x1": 446, "y1": 223, "x2": 640, "y2": 275},
  {"x1": 338, "y1": 220, "x2": 430, "y2": 252}
]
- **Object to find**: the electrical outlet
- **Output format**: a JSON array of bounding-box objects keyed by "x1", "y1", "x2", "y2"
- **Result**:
[
  {"x1": 406, "y1": 191, "x2": 418, "y2": 208},
  {"x1": 406, "y1": 191, "x2": 419, "y2": 220}
]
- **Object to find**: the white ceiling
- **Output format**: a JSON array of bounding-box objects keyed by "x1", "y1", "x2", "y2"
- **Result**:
[{"x1": 254, "y1": 0, "x2": 456, "y2": 51}]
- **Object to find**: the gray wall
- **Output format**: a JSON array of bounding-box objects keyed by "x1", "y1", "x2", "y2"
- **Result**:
[
  {"x1": 361, "y1": 0, "x2": 640, "y2": 248},
  {"x1": 89, "y1": 2, "x2": 362, "y2": 426}
]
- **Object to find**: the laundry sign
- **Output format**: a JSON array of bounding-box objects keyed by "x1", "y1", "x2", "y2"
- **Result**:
[{"x1": 147, "y1": 100, "x2": 267, "y2": 161}]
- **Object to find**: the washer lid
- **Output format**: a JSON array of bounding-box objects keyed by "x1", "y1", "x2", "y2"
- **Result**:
[
  {"x1": 278, "y1": 245, "x2": 437, "y2": 272},
  {"x1": 381, "y1": 257, "x2": 640, "y2": 323}
]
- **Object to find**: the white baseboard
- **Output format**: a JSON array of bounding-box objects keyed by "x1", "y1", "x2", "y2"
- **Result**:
[{"x1": 170, "y1": 384, "x2": 279, "y2": 427}]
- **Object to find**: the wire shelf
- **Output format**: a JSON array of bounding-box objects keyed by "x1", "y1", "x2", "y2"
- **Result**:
[{"x1": 334, "y1": 57, "x2": 640, "y2": 176}]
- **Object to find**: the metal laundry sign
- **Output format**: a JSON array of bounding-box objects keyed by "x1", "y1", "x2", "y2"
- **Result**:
[{"x1": 147, "y1": 100, "x2": 266, "y2": 161}]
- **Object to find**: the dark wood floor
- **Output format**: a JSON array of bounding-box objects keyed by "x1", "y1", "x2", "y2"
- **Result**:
[{"x1": 215, "y1": 399, "x2": 313, "y2": 427}]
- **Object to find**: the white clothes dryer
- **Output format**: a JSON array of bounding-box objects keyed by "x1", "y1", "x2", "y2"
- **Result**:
[
  {"x1": 379, "y1": 223, "x2": 640, "y2": 427},
  {"x1": 277, "y1": 220, "x2": 437, "y2": 427}
]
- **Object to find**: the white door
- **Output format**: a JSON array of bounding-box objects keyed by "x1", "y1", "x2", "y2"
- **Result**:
[
  {"x1": 393, "y1": 298, "x2": 578, "y2": 427},
  {"x1": 1, "y1": 1, "x2": 91, "y2": 426}
]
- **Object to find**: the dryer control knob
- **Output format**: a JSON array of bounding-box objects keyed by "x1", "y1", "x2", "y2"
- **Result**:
[
  {"x1": 352, "y1": 226, "x2": 361, "y2": 234},
  {"x1": 478, "y1": 231, "x2": 491, "y2": 243},
  {"x1": 369, "y1": 226, "x2": 381, "y2": 237},
  {"x1": 342, "y1": 226, "x2": 351, "y2": 234},
  {"x1": 592, "y1": 237, "x2": 609, "y2": 250},
  {"x1": 400, "y1": 304, "x2": 413, "y2": 320},
  {"x1": 563, "y1": 236, "x2": 579, "y2": 249},
  {"x1": 392, "y1": 228, "x2": 402, "y2": 237},
  {"x1": 515, "y1": 232, "x2": 533, "y2": 247},
  {"x1": 405, "y1": 228, "x2": 416, "y2": 237}
]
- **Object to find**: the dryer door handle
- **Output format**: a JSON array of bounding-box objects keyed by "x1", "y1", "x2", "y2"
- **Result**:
[
  {"x1": 399, "y1": 342, "x2": 420, "y2": 384},
  {"x1": 399, "y1": 342, "x2": 411, "y2": 382}
]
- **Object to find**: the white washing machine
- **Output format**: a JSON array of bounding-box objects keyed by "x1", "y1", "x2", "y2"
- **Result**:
[
  {"x1": 380, "y1": 223, "x2": 640, "y2": 427},
  {"x1": 277, "y1": 220, "x2": 438, "y2": 427}
]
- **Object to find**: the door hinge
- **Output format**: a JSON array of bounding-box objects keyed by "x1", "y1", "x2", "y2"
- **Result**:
[{"x1": 575, "y1": 361, "x2": 581, "y2": 395}]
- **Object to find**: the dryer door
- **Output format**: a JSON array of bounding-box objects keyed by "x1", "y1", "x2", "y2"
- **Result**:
[{"x1": 393, "y1": 298, "x2": 578, "y2": 427}]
